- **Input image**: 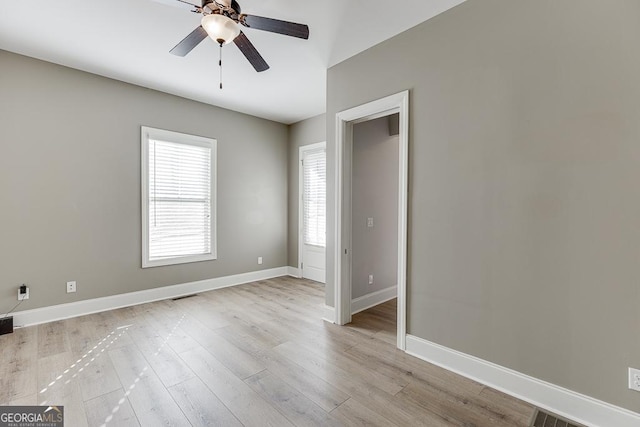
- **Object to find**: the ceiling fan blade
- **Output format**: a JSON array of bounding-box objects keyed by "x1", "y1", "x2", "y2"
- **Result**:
[
  {"x1": 233, "y1": 32, "x2": 269, "y2": 72},
  {"x1": 243, "y1": 15, "x2": 309, "y2": 39},
  {"x1": 170, "y1": 26, "x2": 208, "y2": 57}
]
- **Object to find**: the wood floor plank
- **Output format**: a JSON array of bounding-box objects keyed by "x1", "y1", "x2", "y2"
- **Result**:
[
  {"x1": 75, "y1": 346, "x2": 123, "y2": 402},
  {"x1": 261, "y1": 315, "x2": 356, "y2": 354},
  {"x1": 254, "y1": 349, "x2": 350, "y2": 413},
  {"x1": 38, "y1": 321, "x2": 70, "y2": 358},
  {"x1": 331, "y1": 397, "x2": 401, "y2": 427},
  {"x1": 346, "y1": 334, "x2": 487, "y2": 397},
  {"x1": 65, "y1": 316, "x2": 101, "y2": 356},
  {"x1": 179, "y1": 345, "x2": 295, "y2": 427},
  {"x1": 108, "y1": 345, "x2": 190, "y2": 426},
  {"x1": 398, "y1": 379, "x2": 528, "y2": 427},
  {"x1": 318, "y1": 320, "x2": 380, "y2": 351},
  {"x1": 212, "y1": 323, "x2": 351, "y2": 413},
  {"x1": 168, "y1": 377, "x2": 243, "y2": 427},
  {"x1": 178, "y1": 315, "x2": 265, "y2": 379},
  {"x1": 0, "y1": 326, "x2": 38, "y2": 403},
  {"x1": 270, "y1": 339, "x2": 431, "y2": 427},
  {"x1": 126, "y1": 321, "x2": 196, "y2": 388},
  {"x1": 248, "y1": 286, "x2": 323, "y2": 318},
  {"x1": 62, "y1": 322, "x2": 130, "y2": 403},
  {"x1": 67, "y1": 312, "x2": 136, "y2": 355},
  {"x1": 260, "y1": 317, "x2": 354, "y2": 356},
  {"x1": 478, "y1": 386, "x2": 536, "y2": 426},
  {"x1": 169, "y1": 313, "x2": 220, "y2": 354},
  {"x1": 141, "y1": 310, "x2": 202, "y2": 355},
  {"x1": 245, "y1": 369, "x2": 341, "y2": 427},
  {"x1": 7, "y1": 394, "x2": 37, "y2": 406},
  {"x1": 83, "y1": 388, "x2": 140, "y2": 427},
  {"x1": 202, "y1": 332, "x2": 265, "y2": 380},
  {"x1": 214, "y1": 323, "x2": 271, "y2": 356},
  {"x1": 219, "y1": 314, "x2": 287, "y2": 349},
  {"x1": 275, "y1": 340, "x2": 406, "y2": 396},
  {"x1": 175, "y1": 297, "x2": 231, "y2": 331},
  {"x1": 297, "y1": 334, "x2": 403, "y2": 386},
  {"x1": 282, "y1": 277, "x2": 326, "y2": 296},
  {"x1": 37, "y1": 352, "x2": 89, "y2": 427},
  {"x1": 82, "y1": 311, "x2": 136, "y2": 350},
  {"x1": 271, "y1": 341, "x2": 360, "y2": 396}
]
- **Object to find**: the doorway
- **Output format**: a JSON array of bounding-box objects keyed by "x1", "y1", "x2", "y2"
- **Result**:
[
  {"x1": 299, "y1": 141, "x2": 326, "y2": 283},
  {"x1": 333, "y1": 91, "x2": 409, "y2": 350},
  {"x1": 350, "y1": 114, "x2": 399, "y2": 318}
]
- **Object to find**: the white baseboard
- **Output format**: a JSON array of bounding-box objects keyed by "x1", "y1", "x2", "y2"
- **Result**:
[
  {"x1": 405, "y1": 335, "x2": 640, "y2": 427},
  {"x1": 351, "y1": 285, "x2": 397, "y2": 315},
  {"x1": 287, "y1": 266, "x2": 301, "y2": 278},
  {"x1": 12, "y1": 267, "x2": 290, "y2": 328},
  {"x1": 323, "y1": 305, "x2": 335, "y2": 323}
]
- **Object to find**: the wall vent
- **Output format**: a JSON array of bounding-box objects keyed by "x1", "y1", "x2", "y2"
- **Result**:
[
  {"x1": 531, "y1": 409, "x2": 583, "y2": 427},
  {"x1": 171, "y1": 294, "x2": 198, "y2": 301}
]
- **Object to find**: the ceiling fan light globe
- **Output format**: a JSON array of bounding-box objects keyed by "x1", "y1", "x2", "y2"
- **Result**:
[{"x1": 201, "y1": 14, "x2": 240, "y2": 45}]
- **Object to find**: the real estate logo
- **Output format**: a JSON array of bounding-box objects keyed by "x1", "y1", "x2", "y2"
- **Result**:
[{"x1": 0, "y1": 406, "x2": 64, "y2": 427}]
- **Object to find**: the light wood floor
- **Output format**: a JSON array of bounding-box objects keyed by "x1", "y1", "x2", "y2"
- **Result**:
[{"x1": 0, "y1": 277, "x2": 536, "y2": 426}]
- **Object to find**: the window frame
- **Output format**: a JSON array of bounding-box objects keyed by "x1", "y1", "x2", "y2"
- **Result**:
[
  {"x1": 301, "y1": 145, "x2": 327, "y2": 248},
  {"x1": 141, "y1": 126, "x2": 217, "y2": 268}
]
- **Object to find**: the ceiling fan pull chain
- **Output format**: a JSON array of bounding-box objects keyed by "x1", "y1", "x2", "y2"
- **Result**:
[{"x1": 219, "y1": 42, "x2": 223, "y2": 89}]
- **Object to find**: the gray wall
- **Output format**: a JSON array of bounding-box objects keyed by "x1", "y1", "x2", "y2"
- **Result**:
[
  {"x1": 327, "y1": 0, "x2": 640, "y2": 412},
  {"x1": 287, "y1": 114, "x2": 326, "y2": 268},
  {"x1": 0, "y1": 50, "x2": 288, "y2": 312},
  {"x1": 351, "y1": 116, "x2": 398, "y2": 299}
]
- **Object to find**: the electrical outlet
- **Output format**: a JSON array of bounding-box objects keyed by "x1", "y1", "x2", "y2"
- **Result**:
[
  {"x1": 18, "y1": 285, "x2": 29, "y2": 301},
  {"x1": 629, "y1": 368, "x2": 640, "y2": 392},
  {"x1": 258, "y1": 256, "x2": 263, "y2": 265},
  {"x1": 367, "y1": 217, "x2": 374, "y2": 228},
  {"x1": 66, "y1": 281, "x2": 77, "y2": 293},
  {"x1": 368, "y1": 274, "x2": 374, "y2": 285}
]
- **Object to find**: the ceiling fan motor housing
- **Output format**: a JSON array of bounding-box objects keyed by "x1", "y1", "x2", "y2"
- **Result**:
[{"x1": 203, "y1": 0, "x2": 241, "y2": 18}]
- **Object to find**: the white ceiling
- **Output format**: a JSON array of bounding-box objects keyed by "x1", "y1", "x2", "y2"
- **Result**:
[{"x1": 0, "y1": 0, "x2": 465, "y2": 124}]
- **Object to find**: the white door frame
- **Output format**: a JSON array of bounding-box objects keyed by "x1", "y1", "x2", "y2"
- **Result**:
[
  {"x1": 333, "y1": 90, "x2": 409, "y2": 350},
  {"x1": 298, "y1": 141, "x2": 327, "y2": 280}
]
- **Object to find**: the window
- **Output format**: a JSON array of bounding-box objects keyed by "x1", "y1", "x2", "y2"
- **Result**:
[
  {"x1": 302, "y1": 147, "x2": 326, "y2": 247},
  {"x1": 141, "y1": 127, "x2": 216, "y2": 268}
]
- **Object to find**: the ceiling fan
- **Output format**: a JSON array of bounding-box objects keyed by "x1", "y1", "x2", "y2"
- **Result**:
[{"x1": 159, "y1": 0, "x2": 309, "y2": 73}]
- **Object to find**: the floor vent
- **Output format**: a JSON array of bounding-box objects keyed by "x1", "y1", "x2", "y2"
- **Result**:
[
  {"x1": 172, "y1": 294, "x2": 198, "y2": 301},
  {"x1": 531, "y1": 409, "x2": 583, "y2": 427}
]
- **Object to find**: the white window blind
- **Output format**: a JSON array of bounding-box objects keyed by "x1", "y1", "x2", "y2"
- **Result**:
[
  {"x1": 303, "y1": 148, "x2": 326, "y2": 247},
  {"x1": 142, "y1": 127, "x2": 216, "y2": 267}
]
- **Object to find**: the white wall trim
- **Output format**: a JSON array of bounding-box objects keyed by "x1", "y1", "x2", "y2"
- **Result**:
[
  {"x1": 351, "y1": 285, "x2": 397, "y2": 315},
  {"x1": 287, "y1": 266, "x2": 301, "y2": 277},
  {"x1": 322, "y1": 305, "x2": 335, "y2": 323},
  {"x1": 334, "y1": 90, "x2": 409, "y2": 350},
  {"x1": 405, "y1": 335, "x2": 640, "y2": 427},
  {"x1": 12, "y1": 267, "x2": 289, "y2": 328}
]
